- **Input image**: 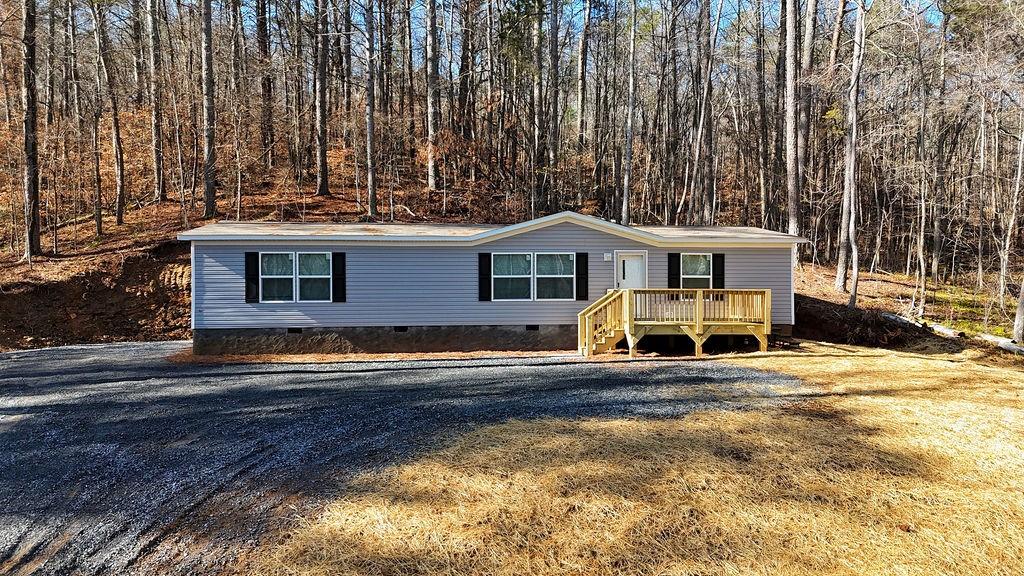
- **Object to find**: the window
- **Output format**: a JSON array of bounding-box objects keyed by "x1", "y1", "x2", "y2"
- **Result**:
[
  {"x1": 492, "y1": 253, "x2": 532, "y2": 300},
  {"x1": 535, "y1": 253, "x2": 575, "y2": 300},
  {"x1": 298, "y1": 252, "x2": 332, "y2": 301},
  {"x1": 680, "y1": 253, "x2": 712, "y2": 288},
  {"x1": 260, "y1": 252, "x2": 295, "y2": 302}
]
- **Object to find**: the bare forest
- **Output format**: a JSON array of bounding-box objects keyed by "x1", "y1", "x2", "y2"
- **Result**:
[{"x1": 1, "y1": 0, "x2": 1023, "y2": 338}]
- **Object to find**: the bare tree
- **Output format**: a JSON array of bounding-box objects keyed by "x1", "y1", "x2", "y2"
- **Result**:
[
  {"x1": 575, "y1": 0, "x2": 591, "y2": 151},
  {"x1": 315, "y1": 0, "x2": 330, "y2": 196},
  {"x1": 90, "y1": 0, "x2": 126, "y2": 225},
  {"x1": 1014, "y1": 276, "x2": 1024, "y2": 343},
  {"x1": 784, "y1": 0, "x2": 799, "y2": 266},
  {"x1": 621, "y1": 0, "x2": 637, "y2": 225},
  {"x1": 365, "y1": 0, "x2": 378, "y2": 218},
  {"x1": 844, "y1": 0, "x2": 866, "y2": 308},
  {"x1": 546, "y1": 0, "x2": 560, "y2": 195},
  {"x1": 257, "y1": 0, "x2": 273, "y2": 168},
  {"x1": 999, "y1": 112, "x2": 1023, "y2": 307},
  {"x1": 531, "y1": 0, "x2": 544, "y2": 215},
  {"x1": 22, "y1": 0, "x2": 40, "y2": 258},
  {"x1": 201, "y1": 0, "x2": 216, "y2": 218},
  {"x1": 148, "y1": 0, "x2": 165, "y2": 202},
  {"x1": 426, "y1": 0, "x2": 440, "y2": 193},
  {"x1": 797, "y1": 0, "x2": 818, "y2": 194}
]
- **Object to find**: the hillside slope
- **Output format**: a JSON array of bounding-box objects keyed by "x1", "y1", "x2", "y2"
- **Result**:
[{"x1": 0, "y1": 192, "x2": 1017, "y2": 351}]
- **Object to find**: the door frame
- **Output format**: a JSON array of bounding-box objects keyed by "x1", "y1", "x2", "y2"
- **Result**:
[{"x1": 613, "y1": 250, "x2": 649, "y2": 289}]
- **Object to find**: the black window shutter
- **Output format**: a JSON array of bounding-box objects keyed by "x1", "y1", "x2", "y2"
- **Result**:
[
  {"x1": 667, "y1": 253, "x2": 681, "y2": 288},
  {"x1": 244, "y1": 252, "x2": 259, "y2": 303},
  {"x1": 712, "y1": 253, "x2": 725, "y2": 289},
  {"x1": 575, "y1": 252, "x2": 588, "y2": 300},
  {"x1": 478, "y1": 253, "x2": 492, "y2": 301},
  {"x1": 332, "y1": 252, "x2": 346, "y2": 302}
]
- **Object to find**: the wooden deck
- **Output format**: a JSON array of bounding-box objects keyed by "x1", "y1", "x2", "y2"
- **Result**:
[{"x1": 577, "y1": 288, "x2": 772, "y2": 357}]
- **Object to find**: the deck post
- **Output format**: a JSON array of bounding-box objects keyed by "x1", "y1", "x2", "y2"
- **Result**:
[
  {"x1": 577, "y1": 314, "x2": 585, "y2": 355},
  {"x1": 695, "y1": 289, "x2": 704, "y2": 338},
  {"x1": 764, "y1": 289, "x2": 772, "y2": 337},
  {"x1": 624, "y1": 289, "x2": 635, "y2": 357},
  {"x1": 585, "y1": 318, "x2": 594, "y2": 356}
]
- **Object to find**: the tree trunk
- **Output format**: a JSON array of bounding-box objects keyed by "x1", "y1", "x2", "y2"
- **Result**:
[
  {"x1": 755, "y1": 0, "x2": 770, "y2": 227},
  {"x1": 797, "y1": 0, "x2": 818, "y2": 194},
  {"x1": 148, "y1": 0, "x2": 165, "y2": 202},
  {"x1": 342, "y1": 0, "x2": 352, "y2": 117},
  {"x1": 365, "y1": 0, "x2": 378, "y2": 217},
  {"x1": 130, "y1": 0, "x2": 145, "y2": 107},
  {"x1": 834, "y1": 18, "x2": 852, "y2": 296},
  {"x1": 22, "y1": 0, "x2": 40, "y2": 258},
  {"x1": 546, "y1": 0, "x2": 559, "y2": 200},
  {"x1": 314, "y1": 0, "x2": 330, "y2": 196},
  {"x1": 575, "y1": 0, "x2": 591, "y2": 152},
  {"x1": 1013, "y1": 274, "x2": 1024, "y2": 343},
  {"x1": 90, "y1": 1, "x2": 126, "y2": 226},
  {"x1": 201, "y1": 0, "x2": 216, "y2": 218},
  {"x1": 426, "y1": 0, "x2": 440, "y2": 193},
  {"x1": 999, "y1": 113, "x2": 1023, "y2": 308},
  {"x1": 621, "y1": 0, "x2": 637, "y2": 225},
  {"x1": 257, "y1": 0, "x2": 273, "y2": 168},
  {"x1": 845, "y1": 0, "x2": 866, "y2": 308},
  {"x1": 785, "y1": 0, "x2": 800, "y2": 267},
  {"x1": 92, "y1": 110, "x2": 102, "y2": 236},
  {"x1": 531, "y1": 0, "x2": 544, "y2": 215}
]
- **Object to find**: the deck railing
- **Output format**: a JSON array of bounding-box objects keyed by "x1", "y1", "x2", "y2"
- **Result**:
[
  {"x1": 577, "y1": 289, "x2": 627, "y2": 355},
  {"x1": 631, "y1": 289, "x2": 771, "y2": 327},
  {"x1": 579, "y1": 288, "x2": 772, "y2": 356}
]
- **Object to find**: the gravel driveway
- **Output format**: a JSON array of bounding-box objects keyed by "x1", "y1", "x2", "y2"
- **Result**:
[{"x1": 0, "y1": 342, "x2": 804, "y2": 575}]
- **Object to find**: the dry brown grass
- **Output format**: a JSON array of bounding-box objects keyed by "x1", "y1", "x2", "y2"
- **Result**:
[{"x1": 252, "y1": 342, "x2": 1024, "y2": 576}]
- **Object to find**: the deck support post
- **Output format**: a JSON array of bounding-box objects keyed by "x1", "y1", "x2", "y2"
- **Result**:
[
  {"x1": 695, "y1": 289, "x2": 704, "y2": 336},
  {"x1": 585, "y1": 321, "x2": 594, "y2": 356},
  {"x1": 747, "y1": 325, "x2": 768, "y2": 353},
  {"x1": 623, "y1": 289, "x2": 635, "y2": 357}
]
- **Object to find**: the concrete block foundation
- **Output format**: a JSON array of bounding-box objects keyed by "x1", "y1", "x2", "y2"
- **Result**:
[{"x1": 192, "y1": 325, "x2": 578, "y2": 355}]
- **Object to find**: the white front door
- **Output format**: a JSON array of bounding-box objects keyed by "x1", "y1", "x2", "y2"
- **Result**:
[{"x1": 616, "y1": 252, "x2": 647, "y2": 289}]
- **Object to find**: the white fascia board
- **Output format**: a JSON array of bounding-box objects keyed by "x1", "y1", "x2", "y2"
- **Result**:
[{"x1": 177, "y1": 211, "x2": 809, "y2": 246}]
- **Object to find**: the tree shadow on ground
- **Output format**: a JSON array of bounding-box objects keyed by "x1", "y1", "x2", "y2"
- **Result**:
[
  {"x1": 256, "y1": 400, "x2": 959, "y2": 576},
  {"x1": 1, "y1": 344, "x2": 806, "y2": 575},
  {"x1": 4, "y1": 340, "x2": 1014, "y2": 576}
]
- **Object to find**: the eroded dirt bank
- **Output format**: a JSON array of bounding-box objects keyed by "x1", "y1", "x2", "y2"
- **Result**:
[{"x1": 0, "y1": 241, "x2": 191, "y2": 350}]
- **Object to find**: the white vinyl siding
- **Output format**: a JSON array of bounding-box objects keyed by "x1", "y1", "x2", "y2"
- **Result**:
[{"x1": 192, "y1": 222, "x2": 795, "y2": 328}]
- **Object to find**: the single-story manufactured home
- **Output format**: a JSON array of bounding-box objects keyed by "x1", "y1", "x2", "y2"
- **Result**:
[{"x1": 179, "y1": 211, "x2": 806, "y2": 356}]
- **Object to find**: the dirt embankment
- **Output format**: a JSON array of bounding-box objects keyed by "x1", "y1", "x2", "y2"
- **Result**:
[
  {"x1": 792, "y1": 294, "x2": 951, "y2": 350},
  {"x1": 0, "y1": 241, "x2": 191, "y2": 350}
]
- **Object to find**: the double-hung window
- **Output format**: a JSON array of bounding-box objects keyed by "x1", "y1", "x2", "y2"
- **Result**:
[
  {"x1": 492, "y1": 253, "x2": 532, "y2": 300},
  {"x1": 535, "y1": 253, "x2": 575, "y2": 300},
  {"x1": 260, "y1": 253, "x2": 295, "y2": 302},
  {"x1": 259, "y1": 252, "x2": 332, "y2": 302},
  {"x1": 680, "y1": 253, "x2": 712, "y2": 288},
  {"x1": 297, "y1": 253, "x2": 332, "y2": 302},
  {"x1": 491, "y1": 252, "x2": 575, "y2": 301}
]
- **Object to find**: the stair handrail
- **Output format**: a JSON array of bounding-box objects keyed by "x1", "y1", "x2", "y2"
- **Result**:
[{"x1": 577, "y1": 289, "x2": 626, "y2": 355}]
